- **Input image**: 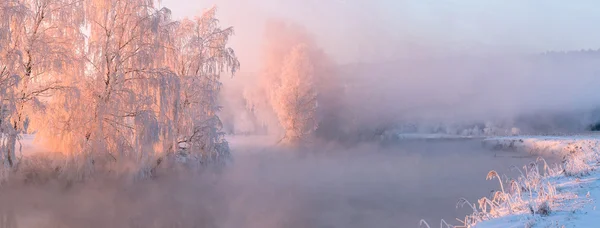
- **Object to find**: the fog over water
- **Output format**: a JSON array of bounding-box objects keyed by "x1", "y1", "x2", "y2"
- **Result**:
[
  {"x1": 223, "y1": 136, "x2": 560, "y2": 227},
  {"x1": 162, "y1": 1, "x2": 600, "y2": 227},
  {"x1": 0, "y1": 1, "x2": 596, "y2": 228},
  {"x1": 0, "y1": 136, "x2": 562, "y2": 228}
]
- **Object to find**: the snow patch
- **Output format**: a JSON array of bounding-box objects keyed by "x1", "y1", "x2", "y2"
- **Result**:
[{"x1": 457, "y1": 135, "x2": 600, "y2": 228}]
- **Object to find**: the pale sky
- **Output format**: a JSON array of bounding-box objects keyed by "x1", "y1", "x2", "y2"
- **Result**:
[{"x1": 161, "y1": 0, "x2": 600, "y2": 72}]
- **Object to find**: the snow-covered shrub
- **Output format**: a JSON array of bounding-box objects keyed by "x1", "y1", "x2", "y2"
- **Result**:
[
  {"x1": 562, "y1": 154, "x2": 592, "y2": 177},
  {"x1": 560, "y1": 142, "x2": 598, "y2": 177}
]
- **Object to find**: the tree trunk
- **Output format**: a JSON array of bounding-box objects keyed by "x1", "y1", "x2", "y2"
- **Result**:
[{"x1": 6, "y1": 132, "x2": 16, "y2": 167}]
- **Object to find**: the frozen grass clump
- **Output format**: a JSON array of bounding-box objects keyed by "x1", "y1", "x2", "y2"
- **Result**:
[
  {"x1": 560, "y1": 142, "x2": 599, "y2": 177},
  {"x1": 562, "y1": 154, "x2": 592, "y2": 177},
  {"x1": 456, "y1": 164, "x2": 561, "y2": 227},
  {"x1": 449, "y1": 137, "x2": 600, "y2": 227}
]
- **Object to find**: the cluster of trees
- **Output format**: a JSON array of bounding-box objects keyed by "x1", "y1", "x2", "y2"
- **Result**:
[
  {"x1": 0, "y1": 0, "x2": 239, "y2": 177},
  {"x1": 541, "y1": 49, "x2": 600, "y2": 58}
]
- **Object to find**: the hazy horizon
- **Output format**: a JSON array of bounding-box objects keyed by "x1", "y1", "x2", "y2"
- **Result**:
[{"x1": 163, "y1": 0, "x2": 600, "y2": 73}]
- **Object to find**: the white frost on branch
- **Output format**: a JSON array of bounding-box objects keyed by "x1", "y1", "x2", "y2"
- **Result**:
[{"x1": 0, "y1": 0, "x2": 239, "y2": 179}]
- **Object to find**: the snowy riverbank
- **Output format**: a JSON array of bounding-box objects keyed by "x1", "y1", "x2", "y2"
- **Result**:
[{"x1": 456, "y1": 135, "x2": 600, "y2": 228}]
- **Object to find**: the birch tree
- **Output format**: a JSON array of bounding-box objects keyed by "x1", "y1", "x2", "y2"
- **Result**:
[
  {"x1": 0, "y1": 0, "x2": 85, "y2": 168},
  {"x1": 259, "y1": 21, "x2": 339, "y2": 145},
  {"x1": 68, "y1": 0, "x2": 183, "y2": 174},
  {"x1": 272, "y1": 44, "x2": 317, "y2": 144},
  {"x1": 0, "y1": 0, "x2": 239, "y2": 177},
  {"x1": 38, "y1": 3, "x2": 239, "y2": 174},
  {"x1": 168, "y1": 7, "x2": 239, "y2": 164}
]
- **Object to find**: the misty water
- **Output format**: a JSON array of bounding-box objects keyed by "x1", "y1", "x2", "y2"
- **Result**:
[
  {"x1": 223, "y1": 136, "x2": 559, "y2": 228},
  {"x1": 0, "y1": 136, "x2": 560, "y2": 228}
]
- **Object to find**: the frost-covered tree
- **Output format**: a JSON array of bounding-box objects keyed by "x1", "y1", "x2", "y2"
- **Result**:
[
  {"x1": 272, "y1": 44, "x2": 317, "y2": 144},
  {"x1": 57, "y1": 0, "x2": 179, "y2": 174},
  {"x1": 0, "y1": 1, "x2": 23, "y2": 169},
  {"x1": 168, "y1": 7, "x2": 239, "y2": 164},
  {"x1": 256, "y1": 21, "x2": 340, "y2": 144},
  {"x1": 0, "y1": 0, "x2": 85, "y2": 167},
  {"x1": 0, "y1": 0, "x2": 238, "y2": 177}
]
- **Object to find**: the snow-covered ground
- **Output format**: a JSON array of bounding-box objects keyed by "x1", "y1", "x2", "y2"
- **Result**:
[
  {"x1": 16, "y1": 134, "x2": 53, "y2": 156},
  {"x1": 395, "y1": 133, "x2": 484, "y2": 140},
  {"x1": 459, "y1": 135, "x2": 600, "y2": 228}
]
